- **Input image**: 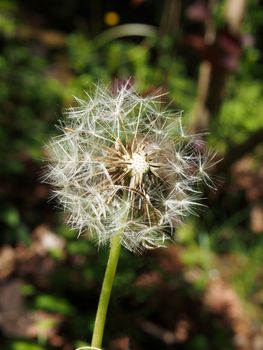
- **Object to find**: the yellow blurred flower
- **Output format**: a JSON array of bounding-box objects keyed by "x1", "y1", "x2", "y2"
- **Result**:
[{"x1": 104, "y1": 11, "x2": 120, "y2": 26}]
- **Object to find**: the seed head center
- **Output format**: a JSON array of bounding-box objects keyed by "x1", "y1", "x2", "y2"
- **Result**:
[{"x1": 128, "y1": 152, "x2": 149, "y2": 176}]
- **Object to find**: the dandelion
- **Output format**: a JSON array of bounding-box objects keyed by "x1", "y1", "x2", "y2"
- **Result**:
[
  {"x1": 45, "y1": 83, "x2": 215, "y2": 252},
  {"x1": 43, "y1": 82, "x2": 216, "y2": 349}
]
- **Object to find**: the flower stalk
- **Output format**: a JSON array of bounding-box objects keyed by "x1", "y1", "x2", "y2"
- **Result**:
[{"x1": 91, "y1": 233, "x2": 122, "y2": 349}]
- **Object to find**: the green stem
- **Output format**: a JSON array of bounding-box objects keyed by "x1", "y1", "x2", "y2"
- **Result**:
[{"x1": 91, "y1": 233, "x2": 122, "y2": 349}]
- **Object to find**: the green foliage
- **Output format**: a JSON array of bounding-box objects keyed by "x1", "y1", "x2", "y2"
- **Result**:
[
  {"x1": 10, "y1": 342, "x2": 44, "y2": 350},
  {"x1": 0, "y1": 0, "x2": 17, "y2": 37},
  {"x1": 0, "y1": 43, "x2": 63, "y2": 243},
  {"x1": 243, "y1": 0, "x2": 263, "y2": 33},
  {"x1": 66, "y1": 33, "x2": 195, "y2": 111},
  {"x1": 6, "y1": 341, "x2": 45, "y2": 350},
  {"x1": 219, "y1": 80, "x2": 262, "y2": 143},
  {"x1": 0, "y1": 45, "x2": 62, "y2": 162},
  {"x1": 34, "y1": 294, "x2": 75, "y2": 315},
  {"x1": 232, "y1": 238, "x2": 263, "y2": 299},
  {"x1": 209, "y1": 78, "x2": 263, "y2": 153}
]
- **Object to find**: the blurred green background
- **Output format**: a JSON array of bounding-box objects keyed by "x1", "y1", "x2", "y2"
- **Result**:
[{"x1": 0, "y1": 0, "x2": 263, "y2": 349}]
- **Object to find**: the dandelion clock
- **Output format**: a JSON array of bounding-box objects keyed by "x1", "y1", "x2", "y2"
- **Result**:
[{"x1": 44, "y1": 82, "x2": 216, "y2": 349}]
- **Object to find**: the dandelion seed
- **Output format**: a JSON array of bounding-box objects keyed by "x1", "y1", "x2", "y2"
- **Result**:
[{"x1": 43, "y1": 83, "x2": 216, "y2": 253}]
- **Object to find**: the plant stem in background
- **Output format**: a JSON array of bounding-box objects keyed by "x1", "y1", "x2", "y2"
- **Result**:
[{"x1": 91, "y1": 233, "x2": 122, "y2": 349}]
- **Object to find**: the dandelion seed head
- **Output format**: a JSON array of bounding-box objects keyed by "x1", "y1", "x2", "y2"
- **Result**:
[{"x1": 43, "y1": 83, "x2": 217, "y2": 253}]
